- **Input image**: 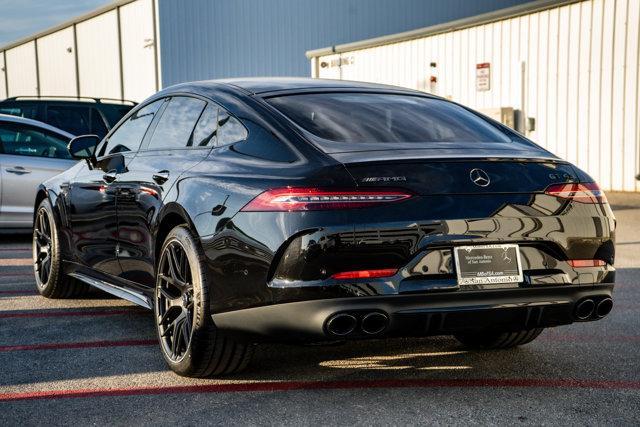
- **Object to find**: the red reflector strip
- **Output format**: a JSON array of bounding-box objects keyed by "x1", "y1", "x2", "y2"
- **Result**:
[
  {"x1": 241, "y1": 187, "x2": 412, "y2": 212},
  {"x1": 330, "y1": 269, "x2": 397, "y2": 279},
  {"x1": 545, "y1": 182, "x2": 607, "y2": 204},
  {"x1": 568, "y1": 259, "x2": 606, "y2": 268}
]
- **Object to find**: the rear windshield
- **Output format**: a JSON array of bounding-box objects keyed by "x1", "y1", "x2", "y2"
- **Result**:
[{"x1": 266, "y1": 93, "x2": 511, "y2": 144}]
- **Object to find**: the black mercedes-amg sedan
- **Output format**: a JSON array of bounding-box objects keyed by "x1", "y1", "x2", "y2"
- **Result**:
[{"x1": 33, "y1": 78, "x2": 615, "y2": 377}]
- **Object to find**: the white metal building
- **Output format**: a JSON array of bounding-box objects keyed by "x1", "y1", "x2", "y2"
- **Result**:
[
  {"x1": 0, "y1": 0, "x2": 534, "y2": 103},
  {"x1": 308, "y1": 0, "x2": 640, "y2": 192},
  {"x1": 0, "y1": 0, "x2": 159, "y2": 103}
]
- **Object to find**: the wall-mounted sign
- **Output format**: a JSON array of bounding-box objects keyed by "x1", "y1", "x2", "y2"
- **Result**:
[{"x1": 476, "y1": 62, "x2": 490, "y2": 91}]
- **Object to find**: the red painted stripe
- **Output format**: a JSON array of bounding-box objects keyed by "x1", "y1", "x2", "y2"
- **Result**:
[
  {"x1": 1, "y1": 378, "x2": 639, "y2": 402},
  {"x1": 0, "y1": 339, "x2": 156, "y2": 353},
  {"x1": 0, "y1": 309, "x2": 147, "y2": 319}
]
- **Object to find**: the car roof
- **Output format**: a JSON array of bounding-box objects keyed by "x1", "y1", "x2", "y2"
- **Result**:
[
  {"x1": 0, "y1": 113, "x2": 75, "y2": 138},
  {"x1": 166, "y1": 77, "x2": 427, "y2": 97}
]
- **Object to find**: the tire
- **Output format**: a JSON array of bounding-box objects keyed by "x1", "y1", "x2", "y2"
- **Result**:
[
  {"x1": 154, "y1": 225, "x2": 254, "y2": 377},
  {"x1": 454, "y1": 328, "x2": 544, "y2": 350},
  {"x1": 33, "y1": 198, "x2": 87, "y2": 298}
]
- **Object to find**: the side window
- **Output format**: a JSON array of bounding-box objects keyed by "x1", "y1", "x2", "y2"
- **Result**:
[
  {"x1": 46, "y1": 105, "x2": 91, "y2": 135},
  {"x1": 217, "y1": 110, "x2": 248, "y2": 146},
  {"x1": 190, "y1": 104, "x2": 218, "y2": 147},
  {"x1": 146, "y1": 96, "x2": 206, "y2": 150},
  {"x1": 100, "y1": 99, "x2": 163, "y2": 156},
  {"x1": 89, "y1": 108, "x2": 109, "y2": 138},
  {"x1": 100, "y1": 104, "x2": 134, "y2": 128},
  {"x1": 0, "y1": 122, "x2": 72, "y2": 159},
  {"x1": 0, "y1": 104, "x2": 38, "y2": 120}
]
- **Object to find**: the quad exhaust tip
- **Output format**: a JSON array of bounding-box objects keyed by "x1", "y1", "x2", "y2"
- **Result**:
[
  {"x1": 361, "y1": 312, "x2": 389, "y2": 335},
  {"x1": 326, "y1": 313, "x2": 357, "y2": 336},
  {"x1": 595, "y1": 298, "x2": 613, "y2": 318},
  {"x1": 574, "y1": 299, "x2": 595, "y2": 320},
  {"x1": 326, "y1": 311, "x2": 390, "y2": 336}
]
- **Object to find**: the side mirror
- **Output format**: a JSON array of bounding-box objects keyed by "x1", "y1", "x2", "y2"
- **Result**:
[{"x1": 68, "y1": 135, "x2": 100, "y2": 160}]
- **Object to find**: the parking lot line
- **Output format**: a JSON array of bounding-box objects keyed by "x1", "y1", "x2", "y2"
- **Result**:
[
  {"x1": 0, "y1": 339, "x2": 156, "y2": 353},
  {"x1": 1, "y1": 377, "x2": 639, "y2": 403}
]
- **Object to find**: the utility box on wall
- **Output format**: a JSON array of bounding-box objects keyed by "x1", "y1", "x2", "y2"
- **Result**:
[{"x1": 480, "y1": 107, "x2": 515, "y2": 130}]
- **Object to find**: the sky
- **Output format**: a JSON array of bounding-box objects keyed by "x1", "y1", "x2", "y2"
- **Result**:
[{"x1": 0, "y1": 0, "x2": 111, "y2": 46}]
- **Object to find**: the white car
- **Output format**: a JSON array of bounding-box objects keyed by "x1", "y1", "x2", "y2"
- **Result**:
[{"x1": 0, "y1": 114, "x2": 77, "y2": 229}]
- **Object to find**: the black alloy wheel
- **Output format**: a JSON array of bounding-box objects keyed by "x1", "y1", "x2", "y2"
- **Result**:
[
  {"x1": 156, "y1": 240, "x2": 195, "y2": 362},
  {"x1": 33, "y1": 198, "x2": 86, "y2": 298},
  {"x1": 33, "y1": 208, "x2": 53, "y2": 287},
  {"x1": 154, "y1": 225, "x2": 254, "y2": 377}
]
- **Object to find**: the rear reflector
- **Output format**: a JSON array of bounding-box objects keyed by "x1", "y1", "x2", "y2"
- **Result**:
[
  {"x1": 545, "y1": 182, "x2": 607, "y2": 204},
  {"x1": 568, "y1": 259, "x2": 607, "y2": 268},
  {"x1": 240, "y1": 188, "x2": 412, "y2": 212},
  {"x1": 330, "y1": 269, "x2": 398, "y2": 279}
]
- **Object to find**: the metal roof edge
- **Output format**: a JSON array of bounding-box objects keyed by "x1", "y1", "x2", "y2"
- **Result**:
[
  {"x1": 305, "y1": 0, "x2": 580, "y2": 58},
  {"x1": 0, "y1": 0, "x2": 138, "y2": 52}
]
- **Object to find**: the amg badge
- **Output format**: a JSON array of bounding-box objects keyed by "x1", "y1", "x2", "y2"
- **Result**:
[{"x1": 361, "y1": 176, "x2": 407, "y2": 183}]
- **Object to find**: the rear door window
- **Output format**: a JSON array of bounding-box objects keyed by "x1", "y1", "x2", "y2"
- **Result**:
[
  {"x1": 190, "y1": 103, "x2": 218, "y2": 147},
  {"x1": 99, "y1": 99, "x2": 163, "y2": 156},
  {"x1": 0, "y1": 122, "x2": 71, "y2": 159},
  {"x1": 146, "y1": 96, "x2": 206, "y2": 150},
  {"x1": 46, "y1": 105, "x2": 91, "y2": 136}
]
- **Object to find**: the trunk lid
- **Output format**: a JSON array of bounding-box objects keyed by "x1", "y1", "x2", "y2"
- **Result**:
[{"x1": 339, "y1": 155, "x2": 578, "y2": 195}]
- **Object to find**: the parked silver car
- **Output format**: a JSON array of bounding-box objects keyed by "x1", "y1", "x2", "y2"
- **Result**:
[{"x1": 0, "y1": 114, "x2": 77, "y2": 228}]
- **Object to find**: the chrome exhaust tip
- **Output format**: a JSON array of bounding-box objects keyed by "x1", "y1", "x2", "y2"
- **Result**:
[
  {"x1": 575, "y1": 299, "x2": 595, "y2": 320},
  {"x1": 595, "y1": 298, "x2": 613, "y2": 318},
  {"x1": 326, "y1": 313, "x2": 357, "y2": 336},
  {"x1": 361, "y1": 312, "x2": 389, "y2": 335}
]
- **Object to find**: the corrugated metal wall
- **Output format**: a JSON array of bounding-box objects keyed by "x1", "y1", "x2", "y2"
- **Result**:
[
  {"x1": 0, "y1": 0, "x2": 158, "y2": 102},
  {"x1": 120, "y1": 0, "x2": 158, "y2": 101},
  {"x1": 157, "y1": 0, "x2": 531, "y2": 86},
  {"x1": 0, "y1": 53, "x2": 6, "y2": 99},
  {"x1": 76, "y1": 11, "x2": 122, "y2": 99},
  {"x1": 37, "y1": 28, "x2": 78, "y2": 96},
  {"x1": 6, "y1": 42, "x2": 38, "y2": 96},
  {"x1": 314, "y1": 0, "x2": 640, "y2": 192}
]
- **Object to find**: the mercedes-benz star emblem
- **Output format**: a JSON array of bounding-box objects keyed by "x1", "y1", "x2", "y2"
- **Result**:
[{"x1": 469, "y1": 168, "x2": 490, "y2": 187}]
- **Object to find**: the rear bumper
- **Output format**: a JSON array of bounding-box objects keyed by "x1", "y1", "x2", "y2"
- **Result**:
[{"x1": 211, "y1": 283, "x2": 614, "y2": 342}]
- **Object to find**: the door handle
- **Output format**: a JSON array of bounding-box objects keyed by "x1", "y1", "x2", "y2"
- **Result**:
[
  {"x1": 6, "y1": 166, "x2": 31, "y2": 174},
  {"x1": 153, "y1": 170, "x2": 170, "y2": 184},
  {"x1": 103, "y1": 171, "x2": 117, "y2": 183}
]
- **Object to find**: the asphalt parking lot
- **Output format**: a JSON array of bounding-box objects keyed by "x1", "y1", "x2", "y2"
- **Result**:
[{"x1": 1, "y1": 193, "x2": 639, "y2": 425}]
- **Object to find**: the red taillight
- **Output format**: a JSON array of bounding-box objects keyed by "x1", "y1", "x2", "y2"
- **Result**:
[
  {"x1": 240, "y1": 187, "x2": 412, "y2": 212},
  {"x1": 330, "y1": 269, "x2": 398, "y2": 279},
  {"x1": 544, "y1": 182, "x2": 607, "y2": 204},
  {"x1": 568, "y1": 259, "x2": 606, "y2": 268}
]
